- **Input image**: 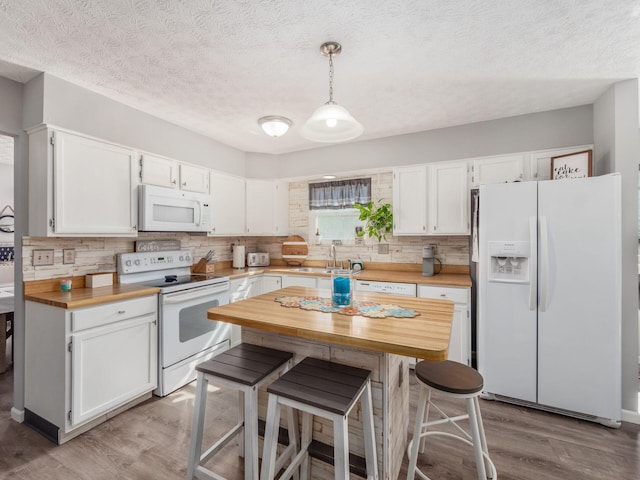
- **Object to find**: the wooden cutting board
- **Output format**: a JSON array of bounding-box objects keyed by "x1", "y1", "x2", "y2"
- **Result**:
[{"x1": 281, "y1": 235, "x2": 309, "y2": 266}]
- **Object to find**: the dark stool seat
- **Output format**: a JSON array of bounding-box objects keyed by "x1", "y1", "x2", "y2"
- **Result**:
[
  {"x1": 186, "y1": 343, "x2": 296, "y2": 480},
  {"x1": 407, "y1": 360, "x2": 496, "y2": 480},
  {"x1": 415, "y1": 359, "x2": 483, "y2": 395},
  {"x1": 196, "y1": 343, "x2": 294, "y2": 386},
  {"x1": 266, "y1": 356, "x2": 371, "y2": 415},
  {"x1": 261, "y1": 357, "x2": 378, "y2": 480}
]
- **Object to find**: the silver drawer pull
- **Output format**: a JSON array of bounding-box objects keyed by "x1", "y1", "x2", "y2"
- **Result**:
[
  {"x1": 118, "y1": 310, "x2": 126, "y2": 314},
  {"x1": 440, "y1": 294, "x2": 447, "y2": 297}
]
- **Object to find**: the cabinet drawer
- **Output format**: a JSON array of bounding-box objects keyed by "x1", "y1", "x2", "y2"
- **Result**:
[
  {"x1": 418, "y1": 285, "x2": 468, "y2": 304},
  {"x1": 71, "y1": 296, "x2": 157, "y2": 332}
]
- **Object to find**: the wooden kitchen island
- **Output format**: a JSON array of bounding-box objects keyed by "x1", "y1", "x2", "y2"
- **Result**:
[{"x1": 208, "y1": 286, "x2": 453, "y2": 480}]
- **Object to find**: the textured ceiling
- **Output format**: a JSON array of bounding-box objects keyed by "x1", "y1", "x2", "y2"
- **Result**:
[{"x1": 0, "y1": 0, "x2": 638, "y2": 155}]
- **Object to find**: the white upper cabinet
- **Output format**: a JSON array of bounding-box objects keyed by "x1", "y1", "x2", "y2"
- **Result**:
[
  {"x1": 140, "y1": 153, "x2": 209, "y2": 193},
  {"x1": 392, "y1": 165, "x2": 428, "y2": 235},
  {"x1": 140, "y1": 153, "x2": 178, "y2": 188},
  {"x1": 245, "y1": 179, "x2": 289, "y2": 236},
  {"x1": 427, "y1": 161, "x2": 469, "y2": 235},
  {"x1": 527, "y1": 145, "x2": 593, "y2": 181},
  {"x1": 471, "y1": 154, "x2": 525, "y2": 186},
  {"x1": 179, "y1": 163, "x2": 210, "y2": 193},
  {"x1": 209, "y1": 171, "x2": 245, "y2": 236},
  {"x1": 393, "y1": 163, "x2": 468, "y2": 236},
  {"x1": 28, "y1": 128, "x2": 138, "y2": 237}
]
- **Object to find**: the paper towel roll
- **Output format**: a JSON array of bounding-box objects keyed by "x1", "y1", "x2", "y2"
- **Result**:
[{"x1": 232, "y1": 245, "x2": 245, "y2": 268}]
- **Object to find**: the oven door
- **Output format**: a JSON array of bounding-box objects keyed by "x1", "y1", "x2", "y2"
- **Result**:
[{"x1": 159, "y1": 282, "x2": 230, "y2": 368}]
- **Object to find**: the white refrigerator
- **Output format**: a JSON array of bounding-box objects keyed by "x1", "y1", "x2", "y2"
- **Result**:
[{"x1": 478, "y1": 174, "x2": 621, "y2": 426}]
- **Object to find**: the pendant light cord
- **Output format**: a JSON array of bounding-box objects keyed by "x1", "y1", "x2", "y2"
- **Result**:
[{"x1": 328, "y1": 52, "x2": 334, "y2": 103}]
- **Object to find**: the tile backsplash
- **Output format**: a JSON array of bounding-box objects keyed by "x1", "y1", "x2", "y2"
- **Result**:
[{"x1": 22, "y1": 171, "x2": 470, "y2": 280}]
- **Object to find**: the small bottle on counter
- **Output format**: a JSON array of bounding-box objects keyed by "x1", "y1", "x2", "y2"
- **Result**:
[{"x1": 315, "y1": 228, "x2": 321, "y2": 245}]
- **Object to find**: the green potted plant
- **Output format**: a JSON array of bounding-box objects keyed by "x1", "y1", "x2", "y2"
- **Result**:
[{"x1": 354, "y1": 201, "x2": 393, "y2": 242}]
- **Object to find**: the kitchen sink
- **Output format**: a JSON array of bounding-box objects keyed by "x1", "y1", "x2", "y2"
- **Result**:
[
  {"x1": 289, "y1": 267, "x2": 333, "y2": 273},
  {"x1": 288, "y1": 267, "x2": 361, "y2": 275}
]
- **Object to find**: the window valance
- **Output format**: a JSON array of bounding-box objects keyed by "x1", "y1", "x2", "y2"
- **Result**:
[{"x1": 309, "y1": 178, "x2": 371, "y2": 210}]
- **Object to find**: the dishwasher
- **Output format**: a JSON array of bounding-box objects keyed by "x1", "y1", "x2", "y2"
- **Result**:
[{"x1": 354, "y1": 280, "x2": 417, "y2": 297}]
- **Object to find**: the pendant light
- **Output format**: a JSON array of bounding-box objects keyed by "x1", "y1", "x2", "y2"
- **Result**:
[
  {"x1": 301, "y1": 42, "x2": 363, "y2": 143},
  {"x1": 258, "y1": 115, "x2": 292, "y2": 137}
]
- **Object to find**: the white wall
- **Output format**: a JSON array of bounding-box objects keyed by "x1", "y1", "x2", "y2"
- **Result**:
[
  {"x1": 0, "y1": 74, "x2": 27, "y2": 419},
  {"x1": 33, "y1": 74, "x2": 247, "y2": 176},
  {"x1": 246, "y1": 105, "x2": 593, "y2": 178},
  {"x1": 594, "y1": 80, "x2": 640, "y2": 415}
]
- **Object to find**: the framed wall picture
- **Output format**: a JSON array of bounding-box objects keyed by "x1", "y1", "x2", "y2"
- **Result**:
[{"x1": 550, "y1": 150, "x2": 592, "y2": 180}]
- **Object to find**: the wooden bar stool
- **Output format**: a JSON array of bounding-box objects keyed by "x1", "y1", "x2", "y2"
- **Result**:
[
  {"x1": 186, "y1": 343, "x2": 297, "y2": 480},
  {"x1": 260, "y1": 357, "x2": 378, "y2": 480},
  {"x1": 407, "y1": 360, "x2": 497, "y2": 480}
]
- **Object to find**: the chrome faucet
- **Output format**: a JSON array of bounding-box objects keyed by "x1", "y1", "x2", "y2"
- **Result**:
[{"x1": 329, "y1": 243, "x2": 337, "y2": 268}]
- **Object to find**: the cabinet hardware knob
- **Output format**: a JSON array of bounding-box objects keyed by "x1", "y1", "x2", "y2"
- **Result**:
[
  {"x1": 118, "y1": 310, "x2": 126, "y2": 314},
  {"x1": 172, "y1": 180, "x2": 177, "y2": 185},
  {"x1": 182, "y1": 182, "x2": 187, "y2": 187}
]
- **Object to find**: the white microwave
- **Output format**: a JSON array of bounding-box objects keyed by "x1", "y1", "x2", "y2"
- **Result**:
[{"x1": 139, "y1": 184, "x2": 212, "y2": 232}]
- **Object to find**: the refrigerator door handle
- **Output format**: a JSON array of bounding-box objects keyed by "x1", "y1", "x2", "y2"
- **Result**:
[
  {"x1": 539, "y1": 215, "x2": 549, "y2": 312},
  {"x1": 529, "y1": 216, "x2": 537, "y2": 311}
]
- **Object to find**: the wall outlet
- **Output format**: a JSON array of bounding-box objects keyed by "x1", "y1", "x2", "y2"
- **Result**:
[
  {"x1": 378, "y1": 244, "x2": 389, "y2": 254},
  {"x1": 33, "y1": 249, "x2": 54, "y2": 266},
  {"x1": 63, "y1": 248, "x2": 76, "y2": 264},
  {"x1": 355, "y1": 237, "x2": 364, "y2": 245}
]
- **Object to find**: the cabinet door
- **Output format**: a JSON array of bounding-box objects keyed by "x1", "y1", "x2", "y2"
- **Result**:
[
  {"x1": 140, "y1": 152, "x2": 178, "y2": 188},
  {"x1": 179, "y1": 163, "x2": 210, "y2": 193},
  {"x1": 245, "y1": 179, "x2": 288, "y2": 235},
  {"x1": 70, "y1": 314, "x2": 157, "y2": 426},
  {"x1": 417, "y1": 285, "x2": 470, "y2": 365},
  {"x1": 472, "y1": 154, "x2": 524, "y2": 186},
  {"x1": 261, "y1": 275, "x2": 282, "y2": 293},
  {"x1": 53, "y1": 131, "x2": 137, "y2": 235},
  {"x1": 427, "y1": 161, "x2": 469, "y2": 235},
  {"x1": 210, "y1": 171, "x2": 245, "y2": 235},
  {"x1": 273, "y1": 180, "x2": 289, "y2": 236},
  {"x1": 317, "y1": 277, "x2": 332, "y2": 293},
  {"x1": 527, "y1": 146, "x2": 592, "y2": 181},
  {"x1": 282, "y1": 275, "x2": 317, "y2": 288},
  {"x1": 393, "y1": 165, "x2": 427, "y2": 235}
]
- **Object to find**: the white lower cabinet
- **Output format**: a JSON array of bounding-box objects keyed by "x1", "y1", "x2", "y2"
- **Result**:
[
  {"x1": 417, "y1": 285, "x2": 471, "y2": 366},
  {"x1": 228, "y1": 276, "x2": 262, "y2": 345},
  {"x1": 281, "y1": 275, "x2": 317, "y2": 288},
  {"x1": 24, "y1": 296, "x2": 157, "y2": 443},
  {"x1": 261, "y1": 275, "x2": 282, "y2": 293}
]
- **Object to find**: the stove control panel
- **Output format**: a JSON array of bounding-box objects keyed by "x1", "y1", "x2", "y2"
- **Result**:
[{"x1": 117, "y1": 250, "x2": 193, "y2": 274}]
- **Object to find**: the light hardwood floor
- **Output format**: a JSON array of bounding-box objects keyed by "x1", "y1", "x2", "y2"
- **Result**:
[{"x1": 1, "y1": 366, "x2": 639, "y2": 480}]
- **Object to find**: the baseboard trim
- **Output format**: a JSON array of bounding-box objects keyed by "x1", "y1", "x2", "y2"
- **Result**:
[
  {"x1": 11, "y1": 407, "x2": 25, "y2": 423},
  {"x1": 622, "y1": 409, "x2": 640, "y2": 425}
]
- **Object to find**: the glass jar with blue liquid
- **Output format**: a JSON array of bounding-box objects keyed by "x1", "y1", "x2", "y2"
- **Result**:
[{"x1": 331, "y1": 269, "x2": 352, "y2": 307}]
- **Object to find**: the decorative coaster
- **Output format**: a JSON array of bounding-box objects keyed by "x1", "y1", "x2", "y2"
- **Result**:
[{"x1": 274, "y1": 295, "x2": 420, "y2": 318}]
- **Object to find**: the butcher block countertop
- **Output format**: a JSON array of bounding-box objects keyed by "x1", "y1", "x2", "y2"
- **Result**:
[
  {"x1": 208, "y1": 286, "x2": 454, "y2": 360},
  {"x1": 24, "y1": 283, "x2": 160, "y2": 309},
  {"x1": 215, "y1": 264, "x2": 472, "y2": 288}
]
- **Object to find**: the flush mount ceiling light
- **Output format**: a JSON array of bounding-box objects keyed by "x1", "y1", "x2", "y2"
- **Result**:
[
  {"x1": 258, "y1": 116, "x2": 292, "y2": 137},
  {"x1": 301, "y1": 41, "x2": 364, "y2": 143}
]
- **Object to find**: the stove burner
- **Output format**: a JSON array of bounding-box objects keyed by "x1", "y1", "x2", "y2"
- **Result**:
[{"x1": 165, "y1": 275, "x2": 178, "y2": 283}]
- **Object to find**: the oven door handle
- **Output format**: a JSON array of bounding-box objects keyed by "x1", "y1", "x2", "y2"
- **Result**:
[{"x1": 162, "y1": 284, "x2": 229, "y2": 304}]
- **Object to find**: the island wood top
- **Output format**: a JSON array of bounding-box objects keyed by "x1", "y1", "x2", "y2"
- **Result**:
[{"x1": 208, "y1": 286, "x2": 454, "y2": 360}]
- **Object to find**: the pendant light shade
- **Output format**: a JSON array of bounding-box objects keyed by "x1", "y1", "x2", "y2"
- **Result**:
[
  {"x1": 301, "y1": 103, "x2": 363, "y2": 143},
  {"x1": 302, "y1": 41, "x2": 363, "y2": 143},
  {"x1": 258, "y1": 116, "x2": 292, "y2": 137}
]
